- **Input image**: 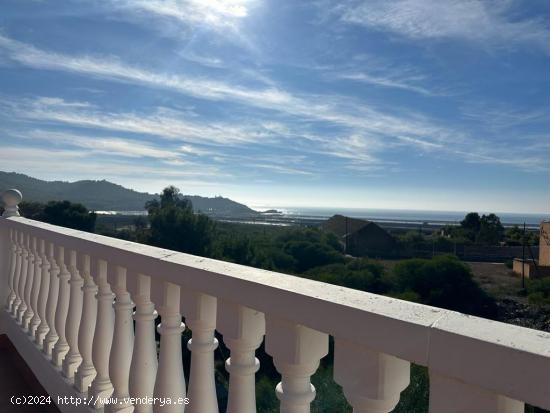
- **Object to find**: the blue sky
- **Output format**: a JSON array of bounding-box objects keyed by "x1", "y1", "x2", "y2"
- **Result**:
[{"x1": 1, "y1": 0, "x2": 550, "y2": 213}]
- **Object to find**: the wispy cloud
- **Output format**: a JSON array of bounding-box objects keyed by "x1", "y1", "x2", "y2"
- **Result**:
[
  {"x1": 2, "y1": 32, "x2": 545, "y2": 174},
  {"x1": 111, "y1": 0, "x2": 254, "y2": 31},
  {"x1": 0, "y1": 33, "x2": 450, "y2": 142},
  {"x1": 6, "y1": 97, "x2": 278, "y2": 146},
  {"x1": 20, "y1": 129, "x2": 182, "y2": 159},
  {"x1": 0, "y1": 34, "x2": 293, "y2": 111},
  {"x1": 338, "y1": 71, "x2": 436, "y2": 96},
  {"x1": 0, "y1": 146, "x2": 226, "y2": 181},
  {"x1": 336, "y1": 0, "x2": 550, "y2": 54}
]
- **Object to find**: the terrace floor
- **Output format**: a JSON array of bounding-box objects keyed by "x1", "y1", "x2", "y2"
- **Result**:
[{"x1": 0, "y1": 335, "x2": 60, "y2": 413}]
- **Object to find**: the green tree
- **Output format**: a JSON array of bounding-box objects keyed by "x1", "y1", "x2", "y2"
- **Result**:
[
  {"x1": 146, "y1": 186, "x2": 215, "y2": 256},
  {"x1": 18, "y1": 201, "x2": 46, "y2": 220},
  {"x1": 505, "y1": 225, "x2": 523, "y2": 244},
  {"x1": 39, "y1": 200, "x2": 97, "y2": 232},
  {"x1": 460, "y1": 212, "x2": 481, "y2": 241},
  {"x1": 476, "y1": 213, "x2": 504, "y2": 245}
]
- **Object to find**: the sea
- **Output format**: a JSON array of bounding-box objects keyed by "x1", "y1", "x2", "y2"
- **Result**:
[
  {"x1": 95, "y1": 207, "x2": 550, "y2": 229},
  {"x1": 249, "y1": 206, "x2": 550, "y2": 229}
]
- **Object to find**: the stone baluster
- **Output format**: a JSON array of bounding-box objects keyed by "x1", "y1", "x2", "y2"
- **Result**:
[
  {"x1": 108, "y1": 266, "x2": 135, "y2": 413},
  {"x1": 6, "y1": 229, "x2": 17, "y2": 312},
  {"x1": 334, "y1": 339, "x2": 410, "y2": 413},
  {"x1": 90, "y1": 259, "x2": 115, "y2": 408},
  {"x1": 266, "y1": 317, "x2": 329, "y2": 413},
  {"x1": 10, "y1": 230, "x2": 23, "y2": 318},
  {"x1": 74, "y1": 254, "x2": 98, "y2": 393},
  {"x1": 153, "y1": 281, "x2": 186, "y2": 413},
  {"x1": 183, "y1": 291, "x2": 218, "y2": 413},
  {"x1": 129, "y1": 274, "x2": 158, "y2": 413},
  {"x1": 429, "y1": 373, "x2": 523, "y2": 413},
  {"x1": 52, "y1": 246, "x2": 71, "y2": 367},
  {"x1": 22, "y1": 236, "x2": 37, "y2": 330},
  {"x1": 62, "y1": 250, "x2": 84, "y2": 379},
  {"x1": 43, "y1": 242, "x2": 60, "y2": 357},
  {"x1": 28, "y1": 238, "x2": 43, "y2": 339},
  {"x1": 16, "y1": 233, "x2": 30, "y2": 324},
  {"x1": 12, "y1": 232, "x2": 24, "y2": 317},
  {"x1": 217, "y1": 301, "x2": 265, "y2": 413},
  {"x1": 35, "y1": 240, "x2": 51, "y2": 348},
  {"x1": 1, "y1": 189, "x2": 21, "y2": 311}
]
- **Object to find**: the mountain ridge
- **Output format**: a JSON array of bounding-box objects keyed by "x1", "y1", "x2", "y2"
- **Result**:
[{"x1": 0, "y1": 171, "x2": 257, "y2": 215}]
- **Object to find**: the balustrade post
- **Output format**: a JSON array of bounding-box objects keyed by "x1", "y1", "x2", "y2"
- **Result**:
[
  {"x1": 52, "y1": 246, "x2": 71, "y2": 367},
  {"x1": 62, "y1": 250, "x2": 84, "y2": 379},
  {"x1": 183, "y1": 291, "x2": 218, "y2": 413},
  {"x1": 108, "y1": 266, "x2": 135, "y2": 413},
  {"x1": 22, "y1": 236, "x2": 36, "y2": 330},
  {"x1": 429, "y1": 373, "x2": 523, "y2": 413},
  {"x1": 43, "y1": 242, "x2": 60, "y2": 357},
  {"x1": 1, "y1": 189, "x2": 22, "y2": 218},
  {"x1": 35, "y1": 241, "x2": 51, "y2": 348},
  {"x1": 6, "y1": 229, "x2": 17, "y2": 312},
  {"x1": 28, "y1": 238, "x2": 43, "y2": 339},
  {"x1": 129, "y1": 274, "x2": 158, "y2": 413},
  {"x1": 334, "y1": 339, "x2": 410, "y2": 413},
  {"x1": 16, "y1": 233, "x2": 29, "y2": 324},
  {"x1": 217, "y1": 301, "x2": 265, "y2": 413},
  {"x1": 74, "y1": 254, "x2": 98, "y2": 393},
  {"x1": 153, "y1": 281, "x2": 186, "y2": 413},
  {"x1": 90, "y1": 259, "x2": 115, "y2": 408},
  {"x1": 11, "y1": 230, "x2": 23, "y2": 318},
  {"x1": 266, "y1": 317, "x2": 329, "y2": 413}
]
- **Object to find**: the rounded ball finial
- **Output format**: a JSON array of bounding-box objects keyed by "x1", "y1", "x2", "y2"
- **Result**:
[{"x1": 2, "y1": 189, "x2": 22, "y2": 217}]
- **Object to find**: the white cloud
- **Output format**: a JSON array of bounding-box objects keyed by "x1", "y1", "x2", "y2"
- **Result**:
[
  {"x1": 0, "y1": 34, "x2": 292, "y2": 110},
  {"x1": 338, "y1": 71, "x2": 435, "y2": 96},
  {"x1": 8, "y1": 97, "x2": 277, "y2": 146},
  {"x1": 0, "y1": 33, "x2": 449, "y2": 142},
  {"x1": 338, "y1": 0, "x2": 550, "y2": 53},
  {"x1": 0, "y1": 146, "x2": 226, "y2": 181},
  {"x1": 22, "y1": 129, "x2": 181, "y2": 159},
  {"x1": 2, "y1": 31, "x2": 544, "y2": 174},
  {"x1": 113, "y1": 0, "x2": 253, "y2": 30}
]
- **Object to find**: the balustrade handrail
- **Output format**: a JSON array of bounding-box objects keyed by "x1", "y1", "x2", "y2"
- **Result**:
[{"x1": 2, "y1": 213, "x2": 550, "y2": 412}]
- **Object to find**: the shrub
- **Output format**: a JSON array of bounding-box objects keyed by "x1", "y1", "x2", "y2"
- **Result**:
[
  {"x1": 304, "y1": 258, "x2": 393, "y2": 294},
  {"x1": 392, "y1": 255, "x2": 497, "y2": 317}
]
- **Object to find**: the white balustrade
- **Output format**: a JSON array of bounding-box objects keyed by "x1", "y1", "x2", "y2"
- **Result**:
[
  {"x1": 16, "y1": 233, "x2": 29, "y2": 324},
  {"x1": 129, "y1": 274, "x2": 158, "y2": 413},
  {"x1": 35, "y1": 239, "x2": 51, "y2": 348},
  {"x1": 334, "y1": 339, "x2": 410, "y2": 413},
  {"x1": 62, "y1": 250, "x2": 84, "y2": 379},
  {"x1": 153, "y1": 282, "x2": 186, "y2": 413},
  {"x1": 28, "y1": 238, "x2": 43, "y2": 339},
  {"x1": 6, "y1": 229, "x2": 17, "y2": 312},
  {"x1": 74, "y1": 254, "x2": 97, "y2": 393},
  {"x1": 429, "y1": 373, "x2": 523, "y2": 413},
  {"x1": 183, "y1": 290, "x2": 218, "y2": 413},
  {"x1": 2, "y1": 190, "x2": 550, "y2": 413},
  {"x1": 266, "y1": 317, "x2": 329, "y2": 413},
  {"x1": 22, "y1": 236, "x2": 36, "y2": 330},
  {"x1": 218, "y1": 301, "x2": 265, "y2": 413},
  {"x1": 108, "y1": 266, "x2": 135, "y2": 413},
  {"x1": 90, "y1": 259, "x2": 115, "y2": 408},
  {"x1": 52, "y1": 246, "x2": 71, "y2": 367},
  {"x1": 11, "y1": 230, "x2": 23, "y2": 318},
  {"x1": 43, "y1": 242, "x2": 60, "y2": 357}
]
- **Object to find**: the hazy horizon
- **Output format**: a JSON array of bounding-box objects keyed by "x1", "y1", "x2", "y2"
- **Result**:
[
  {"x1": 1, "y1": 1, "x2": 549, "y2": 214},
  {"x1": 4, "y1": 170, "x2": 550, "y2": 216}
]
